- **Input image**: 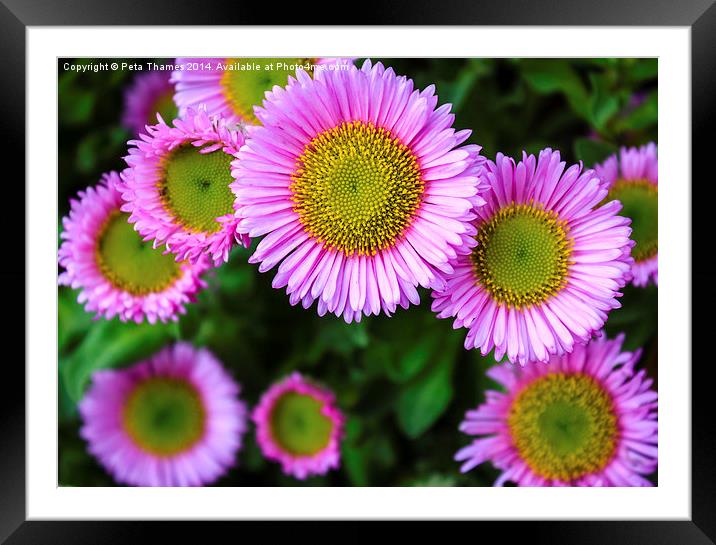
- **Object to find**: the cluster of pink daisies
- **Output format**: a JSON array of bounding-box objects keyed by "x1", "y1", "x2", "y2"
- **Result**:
[
  {"x1": 60, "y1": 58, "x2": 658, "y2": 487},
  {"x1": 80, "y1": 344, "x2": 343, "y2": 486}
]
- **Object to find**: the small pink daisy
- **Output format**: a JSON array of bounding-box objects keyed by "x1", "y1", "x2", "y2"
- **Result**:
[
  {"x1": 58, "y1": 172, "x2": 208, "y2": 324},
  {"x1": 79, "y1": 342, "x2": 248, "y2": 486},
  {"x1": 456, "y1": 333, "x2": 657, "y2": 486},
  {"x1": 252, "y1": 372, "x2": 345, "y2": 480},
  {"x1": 432, "y1": 149, "x2": 634, "y2": 364},
  {"x1": 232, "y1": 60, "x2": 487, "y2": 323},
  {"x1": 172, "y1": 57, "x2": 355, "y2": 125},
  {"x1": 122, "y1": 70, "x2": 178, "y2": 136},
  {"x1": 595, "y1": 143, "x2": 658, "y2": 287},
  {"x1": 120, "y1": 106, "x2": 249, "y2": 266}
]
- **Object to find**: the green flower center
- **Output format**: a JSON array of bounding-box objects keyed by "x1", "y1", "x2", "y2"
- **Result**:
[
  {"x1": 472, "y1": 204, "x2": 572, "y2": 308},
  {"x1": 123, "y1": 377, "x2": 205, "y2": 456},
  {"x1": 159, "y1": 144, "x2": 236, "y2": 234},
  {"x1": 149, "y1": 89, "x2": 178, "y2": 125},
  {"x1": 507, "y1": 373, "x2": 618, "y2": 482},
  {"x1": 221, "y1": 57, "x2": 316, "y2": 123},
  {"x1": 607, "y1": 179, "x2": 658, "y2": 261},
  {"x1": 269, "y1": 392, "x2": 333, "y2": 456},
  {"x1": 290, "y1": 121, "x2": 423, "y2": 256},
  {"x1": 96, "y1": 212, "x2": 181, "y2": 295}
]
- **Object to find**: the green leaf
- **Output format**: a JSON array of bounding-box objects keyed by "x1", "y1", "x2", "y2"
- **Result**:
[
  {"x1": 59, "y1": 423, "x2": 114, "y2": 486},
  {"x1": 304, "y1": 320, "x2": 369, "y2": 363},
  {"x1": 61, "y1": 319, "x2": 175, "y2": 403},
  {"x1": 519, "y1": 59, "x2": 590, "y2": 120},
  {"x1": 588, "y1": 73, "x2": 620, "y2": 131},
  {"x1": 214, "y1": 262, "x2": 255, "y2": 295},
  {"x1": 58, "y1": 371, "x2": 79, "y2": 422},
  {"x1": 573, "y1": 137, "x2": 617, "y2": 168},
  {"x1": 409, "y1": 473, "x2": 457, "y2": 487},
  {"x1": 396, "y1": 346, "x2": 455, "y2": 438},
  {"x1": 58, "y1": 287, "x2": 93, "y2": 355},
  {"x1": 342, "y1": 417, "x2": 368, "y2": 486},
  {"x1": 342, "y1": 444, "x2": 369, "y2": 486},
  {"x1": 441, "y1": 60, "x2": 489, "y2": 113},
  {"x1": 58, "y1": 88, "x2": 96, "y2": 126},
  {"x1": 615, "y1": 91, "x2": 658, "y2": 132},
  {"x1": 385, "y1": 332, "x2": 438, "y2": 383},
  {"x1": 242, "y1": 438, "x2": 268, "y2": 472},
  {"x1": 75, "y1": 127, "x2": 130, "y2": 174},
  {"x1": 579, "y1": 58, "x2": 619, "y2": 68},
  {"x1": 370, "y1": 435, "x2": 396, "y2": 468},
  {"x1": 630, "y1": 58, "x2": 658, "y2": 82}
]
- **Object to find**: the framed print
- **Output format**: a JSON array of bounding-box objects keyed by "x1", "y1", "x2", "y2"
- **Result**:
[{"x1": 3, "y1": 0, "x2": 713, "y2": 542}]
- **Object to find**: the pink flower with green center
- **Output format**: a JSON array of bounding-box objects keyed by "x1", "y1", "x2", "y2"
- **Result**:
[
  {"x1": 79, "y1": 342, "x2": 248, "y2": 486},
  {"x1": 595, "y1": 143, "x2": 658, "y2": 287},
  {"x1": 252, "y1": 372, "x2": 344, "y2": 480},
  {"x1": 456, "y1": 333, "x2": 657, "y2": 486},
  {"x1": 171, "y1": 57, "x2": 355, "y2": 125},
  {"x1": 232, "y1": 60, "x2": 487, "y2": 323},
  {"x1": 120, "y1": 107, "x2": 249, "y2": 266},
  {"x1": 432, "y1": 149, "x2": 634, "y2": 364},
  {"x1": 122, "y1": 70, "x2": 178, "y2": 136},
  {"x1": 58, "y1": 172, "x2": 209, "y2": 324}
]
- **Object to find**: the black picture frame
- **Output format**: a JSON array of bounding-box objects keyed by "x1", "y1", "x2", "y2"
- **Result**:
[{"x1": 3, "y1": 0, "x2": 712, "y2": 541}]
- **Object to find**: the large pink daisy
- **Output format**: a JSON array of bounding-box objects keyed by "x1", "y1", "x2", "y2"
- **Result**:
[
  {"x1": 595, "y1": 143, "x2": 658, "y2": 287},
  {"x1": 120, "y1": 106, "x2": 249, "y2": 266},
  {"x1": 172, "y1": 57, "x2": 355, "y2": 125},
  {"x1": 432, "y1": 149, "x2": 634, "y2": 364},
  {"x1": 58, "y1": 172, "x2": 208, "y2": 324},
  {"x1": 455, "y1": 333, "x2": 657, "y2": 486},
  {"x1": 252, "y1": 372, "x2": 344, "y2": 480},
  {"x1": 79, "y1": 342, "x2": 248, "y2": 486},
  {"x1": 232, "y1": 60, "x2": 487, "y2": 323}
]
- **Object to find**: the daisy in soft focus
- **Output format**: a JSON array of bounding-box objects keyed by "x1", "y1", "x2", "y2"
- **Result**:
[
  {"x1": 122, "y1": 70, "x2": 178, "y2": 136},
  {"x1": 456, "y1": 334, "x2": 657, "y2": 486},
  {"x1": 79, "y1": 342, "x2": 248, "y2": 486},
  {"x1": 595, "y1": 143, "x2": 658, "y2": 287},
  {"x1": 252, "y1": 372, "x2": 344, "y2": 480},
  {"x1": 58, "y1": 172, "x2": 208, "y2": 324},
  {"x1": 232, "y1": 60, "x2": 487, "y2": 323},
  {"x1": 432, "y1": 148, "x2": 634, "y2": 364},
  {"x1": 121, "y1": 106, "x2": 249, "y2": 266},
  {"x1": 172, "y1": 58, "x2": 354, "y2": 125}
]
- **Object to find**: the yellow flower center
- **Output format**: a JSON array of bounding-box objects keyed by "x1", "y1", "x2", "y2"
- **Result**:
[
  {"x1": 123, "y1": 377, "x2": 205, "y2": 457},
  {"x1": 606, "y1": 179, "x2": 657, "y2": 262},
  {"x1": 269, "y1": 392, "x2": 333, "y2": 456},
  {"x1": 95, "y1": 212, "x2": 181, "y2": 295},
  {"x1": 220, "y1": 57, "x2": 317, "y2": 123},
  {"x1": 290, "y1": 121, "x2": 423, "y2": 256},
  {"x1": 159, "y1": 144, "x2": 236, "y2": 234},
  {"x1": 472, "y1": 203, "x2": 572, "y2": 308},
  {"x1": 507, "y1": 373, "x2": 618, "y2": 482}
]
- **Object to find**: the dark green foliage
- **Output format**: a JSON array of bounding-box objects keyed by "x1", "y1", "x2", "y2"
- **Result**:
[{"x1": 58, "y1": 58, "x2": 657, "y2": 486}]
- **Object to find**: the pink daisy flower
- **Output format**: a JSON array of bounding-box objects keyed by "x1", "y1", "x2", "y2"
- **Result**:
[
  {"x1": 456, "y1": 333, "x2": 657, "y2": 486},
  {"x1": 252, "y1": 372, "x2": 344, "y2": 480},
  {"x1": 122, "y1": 70, "x2": 178, "y2": 136},
  {"x1": 232, "y1": 60, "x2": 486, "y2": 323},
  {"x1": 595, "y1": 143, "x2": 658, "y2": 287},
  {"x1": 172, "y1": 57, "x2": 355, "y2": 125},
  {"x1": 58, "y1": 172, "x2": 208, "y2": 324},
  {"x1": 432, "y1": 148, "x2": 634, "y2": 364},
  {"x1": 120, "y1": 106, "x2": 249, "y2": 266},
  {"x1": 79, "y1": 342, "x2": 248, "y2": 486}
]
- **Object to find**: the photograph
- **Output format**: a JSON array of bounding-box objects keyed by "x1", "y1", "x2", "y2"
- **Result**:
[{"x1": 56, "y1": 56, "x2": 659, "y2": 488}]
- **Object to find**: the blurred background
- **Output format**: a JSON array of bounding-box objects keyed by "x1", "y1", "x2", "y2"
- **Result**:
[{"x1": 58, "y1": 57, "x2": 658, "y2": 486}]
